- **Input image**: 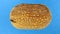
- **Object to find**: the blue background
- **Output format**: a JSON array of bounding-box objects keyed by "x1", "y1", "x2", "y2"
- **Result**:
[{"x1": 0, "y1": 0, "x2": 60, "y2": 34}]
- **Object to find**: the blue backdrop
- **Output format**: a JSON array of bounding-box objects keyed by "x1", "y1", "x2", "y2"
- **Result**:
[{"x1": 0, "y1": 0, "x2": 60, "y2": 34}]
